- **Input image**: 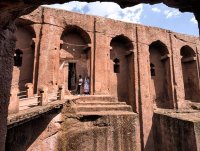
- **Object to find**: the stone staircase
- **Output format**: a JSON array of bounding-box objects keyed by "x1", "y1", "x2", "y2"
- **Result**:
[
  {"x1": 70, "y1": 95, "x2": 133, "y2": 115},
  {"x1": 62, "y1": 95, "x2": 139, "y2": 151}
]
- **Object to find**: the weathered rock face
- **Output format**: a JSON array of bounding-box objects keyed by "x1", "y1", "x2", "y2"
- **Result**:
[
  {"x1": 153, "y1": 110, "x2": 200, "y2": 151},
  {"x1": 6, "y1": 97, "x2": 140, "y2": 151},
  {"x1": 0, "y1": 22, "x2": 16, "y2": 151}
]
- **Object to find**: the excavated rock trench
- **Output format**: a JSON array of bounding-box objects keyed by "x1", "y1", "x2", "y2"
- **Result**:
[{"x1": 0, "y1": 0, "x2": 199, "y2": 151}]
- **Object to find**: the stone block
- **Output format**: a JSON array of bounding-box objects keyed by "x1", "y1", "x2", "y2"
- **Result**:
[
  {"x1": 8, "y1": 88, "x2": 19, "y2": 114},
  {"x1": 25, "y1": 83, "x2": 34, "y2": 97},
  {"x1": 38, "y1": 85, "x2": 48, "y2": 106}
]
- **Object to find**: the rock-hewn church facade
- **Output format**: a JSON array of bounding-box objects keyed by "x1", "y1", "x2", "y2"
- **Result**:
[{"x1": 8, "y1": 6, "x2": 200, "y2": 151}]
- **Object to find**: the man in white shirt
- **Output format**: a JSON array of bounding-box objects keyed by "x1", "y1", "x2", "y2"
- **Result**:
[{"x1": 76, "y1": 75, "x2": 83, "y2": 94}]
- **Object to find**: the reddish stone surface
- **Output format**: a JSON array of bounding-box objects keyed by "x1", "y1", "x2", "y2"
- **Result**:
[
  {"x1": 5, "y1": 6, "x2": 200, "y2": 151},
  {"x1": 6, "y1": 96, "x2": 140, "y2": 151},
  {"x1": 0, "y1": 0, "x2": 200, "y2": 150},
  {"x1": 153, "y1": 109, "x2": 200, "y2": 151}
]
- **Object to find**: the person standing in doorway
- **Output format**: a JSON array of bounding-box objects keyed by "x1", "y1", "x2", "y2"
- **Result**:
[
  {"x1": 84, "y1": 76, "x2": 90, "y2": 95},
  {"x1": 76, "y1": 75, "x2": 83, "y2": 95}
]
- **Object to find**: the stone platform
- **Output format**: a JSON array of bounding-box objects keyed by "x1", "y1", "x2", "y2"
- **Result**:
[
  {"x1": 60, "y1": 95, "x2": 140, "y2": 151},
  {"x1": 153, "y1": 109, "x2": 200, "y2": 151}
]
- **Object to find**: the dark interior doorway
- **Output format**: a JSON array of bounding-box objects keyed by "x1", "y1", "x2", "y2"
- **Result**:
[{"x1": 68, "y1": 63, "x2": 76, "y2": 90}]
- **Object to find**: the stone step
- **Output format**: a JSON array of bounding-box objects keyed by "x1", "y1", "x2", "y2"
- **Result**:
[
  {"x1": 76, "y1": 101, "x2": 126, "y2": 106},
  {"x1": 75, "y1": 95, "x2": 117, "y2": 103},
  {"x1": 74, "y1": 104, "x2": 132, "y2": 112},
  {"x1": 77, "y1": 111, "x2": 136, "y2": 116}
]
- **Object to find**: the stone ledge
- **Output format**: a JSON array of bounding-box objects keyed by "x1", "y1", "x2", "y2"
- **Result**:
[
  {"x1": 154, "y1": 109, "x2": 200, "y2": 122},
  {"x1": 7, "y1": 100, "x2": 66, "y2": 129}
]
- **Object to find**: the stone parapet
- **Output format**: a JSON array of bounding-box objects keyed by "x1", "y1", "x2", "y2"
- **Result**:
[{"x1": 153, "y1": 109, "x2": 200, "y2": 151}]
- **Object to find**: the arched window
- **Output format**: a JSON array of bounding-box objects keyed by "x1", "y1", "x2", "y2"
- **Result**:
[
  {"x1": 14, "y1": 49, "x2": 23, "y2": 67},
  {"x1": 113, "y1": 58, "x2": 120, "y2": 73}
]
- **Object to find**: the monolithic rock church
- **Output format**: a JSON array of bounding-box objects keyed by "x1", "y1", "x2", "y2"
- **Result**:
[{"x1": 6, "y1": 6, "x2": 200, "y2": 151}]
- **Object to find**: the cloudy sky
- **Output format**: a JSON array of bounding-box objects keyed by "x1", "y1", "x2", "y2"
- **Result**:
[{"x1": 46, "y1": 2, "x2": 199, "y2": 36}]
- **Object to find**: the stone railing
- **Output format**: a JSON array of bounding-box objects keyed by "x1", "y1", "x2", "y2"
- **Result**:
[{"x1": 8, "y1": 84, "x2": 64, "y2": 114}]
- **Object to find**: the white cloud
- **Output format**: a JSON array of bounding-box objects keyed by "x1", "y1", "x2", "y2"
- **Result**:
[
  {"x1": 190, "y1": 17, "x2": 198, "y2": 24},
  {"x1": 164, "y1": 9, "x2": 181, "y2": 18},
  {"x1": 152, "y1": 7, "x2": 161, "y2": 13},
  {"x1": 46, "y1": 2, "x2": 144, "y2": 23},
  {"x1": 45, "y1": 2, "x2": 88, "y2": 13}
]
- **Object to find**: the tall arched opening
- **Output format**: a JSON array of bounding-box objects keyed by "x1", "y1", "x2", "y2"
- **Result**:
[
  {"x1": 181, "y1": 45, "x2": 200, "y2": 102},
  {"x1": 13, "y1": 25, "x2": 36, "y2": 92},
  {"x1": 60, "y1": 25, "x2": 91, "y2": 94},
  {"x1": 149, "y1": 40, "x2": 173, "y2": 108},
  {"x1": 110, "y1": 35, "x2": 134, "y2": 104}
]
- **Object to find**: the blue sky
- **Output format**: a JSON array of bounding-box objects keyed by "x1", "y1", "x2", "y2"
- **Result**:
[{"x1": 46, "y1": 2, "x2": 199, "y2": 36}]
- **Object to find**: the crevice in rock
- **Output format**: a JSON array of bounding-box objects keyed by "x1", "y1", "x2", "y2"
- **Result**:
[
  {"x1": 43, "y1": 130, "x2": 59, "y2": 140},
  {"x1": 93, "y1": 122, "x2": 111, "y2": 127},
  {"x1": 79, "y1": 115, "x2": 102, "y2": 122}
]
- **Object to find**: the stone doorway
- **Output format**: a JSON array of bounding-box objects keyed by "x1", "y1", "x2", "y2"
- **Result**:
[{"x1": 68, "y1": 63, "x2": 77, "y2": 91}]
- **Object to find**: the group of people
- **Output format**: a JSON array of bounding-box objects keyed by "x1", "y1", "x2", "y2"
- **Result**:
[{"x1": 76, "y1": 75, "x2": 90, "y2": 95}]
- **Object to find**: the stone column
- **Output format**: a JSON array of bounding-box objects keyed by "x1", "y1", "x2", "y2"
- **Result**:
[
  {"x1": 170, "y1": 34, "x2": 186, "y2": 108},
  {"x1": 136, "y1": 25, "x2": 154, "y2": 151},
  {"x1": 37, "y1": 24, "x2": 62, "y2": 89},
  {"x1": 38, "y1": 86, "x2": 48, "y2": 106},
  {"x1": 196, "y1": 45, "x2": 200, "y2": 99},
  {"x1": 94, "y1": 33, "x2": 111, "y2": 95},
  {"x1": 63, "y1": 62, "x2": 69, "y2": 94},
  {"x1": 25, "y1": 83, "x2": 34, "y2": 97},
  {"x1": 0, "y1": 22, "x2": 16, "y2": 151},
  {"x1": 8, "y1": 87, "x2": 19, "y2": 114},
  {"x1": 58, "y1": 85, "x2": 64, "y2": 100},
  {"x1": 88, "y1": 33, "x2": 95, "y2": 95}
]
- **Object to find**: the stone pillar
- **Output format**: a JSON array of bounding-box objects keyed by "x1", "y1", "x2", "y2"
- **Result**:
[
  {"x1": 136, "y1": 25, "x2": 154, "y2": 151},
  {"x1": 63, "y1": 62, "x2": 69, "y2": 94},
  {"x1": 88, "y1": 34, "x2": 94, "y2": 95},
  {"x1": 25, "y1": 83, "x2": 34, "y2": 97},
  {"x1": 37, "y1": 24, "x2": 62, "y2": 89},
  {"x1": 8, "y1": 87, "x2": 19, "y2": 114},
  {"x1": 170, "y1": 34, "x2": 186, "y2": 108},
  {"x1": 196, "y1": 45, "x2": 200, "y2": 100},
  {"x1": 94, "y1": 33, "x2": 111, "y2": 95},
  {"x1": 58, "y1": 85, "x2": 64, "y2": 100},
  {"x1": 38, "y1": 86, "x2": 48, "y2": 106}
]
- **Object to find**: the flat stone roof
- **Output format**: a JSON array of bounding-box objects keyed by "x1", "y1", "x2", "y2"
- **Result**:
[{"x1": 155, "y1": 109, "x2": 200, "y2": 123}]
